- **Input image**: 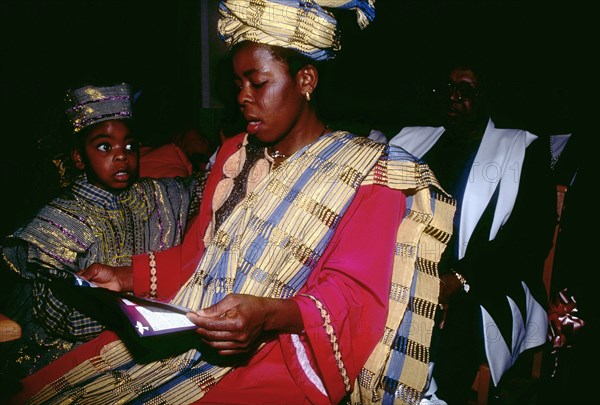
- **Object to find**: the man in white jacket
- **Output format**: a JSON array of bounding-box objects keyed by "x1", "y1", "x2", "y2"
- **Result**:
[{"x1": 390, "y1": 60, "x2": 556, "y2": 404}]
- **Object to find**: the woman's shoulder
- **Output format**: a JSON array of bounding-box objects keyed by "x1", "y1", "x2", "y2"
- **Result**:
[{"x1": 385, "y1": 143, "x2": 422, "y2": 163}]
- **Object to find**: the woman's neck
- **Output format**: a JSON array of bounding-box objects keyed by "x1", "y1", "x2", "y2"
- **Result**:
[{"x1": 270, "y1": 117, "x2": 329, "y2": 157}]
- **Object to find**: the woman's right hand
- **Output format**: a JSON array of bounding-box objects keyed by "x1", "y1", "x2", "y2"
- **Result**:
[
  {"x1": 77, "y1": 263, "x2": 134, "y2": 292},
  {"x1": 187, "y1": 294, "x2": 303, "y2": 356}
]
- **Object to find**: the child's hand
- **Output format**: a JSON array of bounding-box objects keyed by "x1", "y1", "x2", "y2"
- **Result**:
[{"x1": 78, "y1": 263, "x2": 133, "y2": 292}]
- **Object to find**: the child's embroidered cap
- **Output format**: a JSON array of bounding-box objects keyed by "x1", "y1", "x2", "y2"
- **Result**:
[{"x1": 65, "y1": 83, "x2": 132, "y2": 132}]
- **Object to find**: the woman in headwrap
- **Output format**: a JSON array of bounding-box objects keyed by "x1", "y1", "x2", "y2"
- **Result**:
[{"x1": 12, "y1": 2, "x2": 455, "y2": 404}]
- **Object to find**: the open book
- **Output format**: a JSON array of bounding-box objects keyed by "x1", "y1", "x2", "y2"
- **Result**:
[{"x1": 47, "y1": 273, "x2": 197, "y2": 338}]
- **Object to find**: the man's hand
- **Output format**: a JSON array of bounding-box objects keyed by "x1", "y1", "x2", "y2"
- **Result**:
[{"x1": 439, "y1": 272, "x2": 462, "y2": 305}]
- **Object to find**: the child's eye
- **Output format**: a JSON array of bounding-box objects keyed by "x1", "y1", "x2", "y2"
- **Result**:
[
  {"x1": 96, "y1": 143, "x2": 110, "y2": 152},
  {"x1": 252, "y1": 81, "x2": 266, "y2": 89}
]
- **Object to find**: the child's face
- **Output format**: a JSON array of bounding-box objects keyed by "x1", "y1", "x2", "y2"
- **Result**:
[{"x1": 73, "y1": 120, "x2": 140, "y2": 191}]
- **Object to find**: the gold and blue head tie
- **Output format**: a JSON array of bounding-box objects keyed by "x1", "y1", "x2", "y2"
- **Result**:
[
  {"x1": 65, "y1": 83, "x2": 132, "y2": 133},
  {"x1": 218, "y1": 0, "x2": 376, "y2": 61}
]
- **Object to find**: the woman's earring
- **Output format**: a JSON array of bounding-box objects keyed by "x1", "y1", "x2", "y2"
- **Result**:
[{"x1": 305, "y1": 92, "x2": 311, "y2": 101}]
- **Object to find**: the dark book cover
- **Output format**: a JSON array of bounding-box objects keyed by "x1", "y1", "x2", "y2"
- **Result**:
[{"x1": 44, "y1": 273, "x2": 198, "y2": 338}]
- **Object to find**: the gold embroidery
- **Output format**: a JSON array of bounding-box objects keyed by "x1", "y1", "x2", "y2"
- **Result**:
[
  {"x1": 416, "y1": 257, "x2": 438, "y2": 277},
  {"x1": 389, "y1": 283, "x2": 410, "y2": 304},
  {"x1": 357, "y1": 368, "x2": 376, "y2": 390},
  {"x1": 50, "y1": 376, "x2": 71, "y2": 393},
  {"x1": 405, "y1": 209, "x2": 432, "y2": 224},
  {"x1": 405, "y1": 339, "x2": 429, "y2": 364},
  {"x1": 380, "y1": 326, "x2": 396, "y2": 346},
  {"x1": 395, "y1": 242, "x2": 417, "y2": 258},
  {"x1": 392, "y1": 384, "x2": 421, "y2": 403},
  {"x1": 89, "y1": 356, "x2": 111, "y2": 373},
  {"x1": 411, "y1": 297, "x2": 437, "y2": 320},
  {"x1": 339, "y1": 165, "x2": 363, "y2": 188},
  {"x1": 212, "y1": 229, "x2": 232, "y2": 251},
  {"x1": 191, "y1": 371, "x2": 218, "y2": 392},
  {"x1": 148, "y1": 252, "x2": 158, "y2": 299},
  {"x1": 301, "y1": 294, "x2": 351, "y2": 393},
  {"x1": 423, "y1": 224, "x2": 451, "y2": 244}
]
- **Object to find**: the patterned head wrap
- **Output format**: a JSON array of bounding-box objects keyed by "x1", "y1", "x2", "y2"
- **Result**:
[
  {"x1": 218, "y1": 0, "x2": 376, "y2": 61},
  {"x1": 64, "y1": 83, "x2": 132, "y2": 133}
]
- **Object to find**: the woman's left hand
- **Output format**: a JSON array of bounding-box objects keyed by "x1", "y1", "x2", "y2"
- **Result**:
[
  {"x1": 77, "y1": 263, "x2": 134, "y2": 292},
  {"x1": 187, "y1": 293, "x2": 302, "y2": 355}
]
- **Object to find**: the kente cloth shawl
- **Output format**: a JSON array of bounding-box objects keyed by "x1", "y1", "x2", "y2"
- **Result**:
[
  {"x1": 389, "y1": 120, "x2": 547, "y2": 386},
  {"x1": 26, "y1": 131, "x2": 455, "y2": 405},
  {"x1": 218, "y1": 0, "x2": 376, "y2": 61},
  {"x1": 0, "y1": 176, "x2": 199, "y2": 378}
]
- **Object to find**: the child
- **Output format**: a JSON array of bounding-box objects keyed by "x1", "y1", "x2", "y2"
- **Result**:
[{"x1": 0, "y1": 82, "x2": 203, "y2": 389}]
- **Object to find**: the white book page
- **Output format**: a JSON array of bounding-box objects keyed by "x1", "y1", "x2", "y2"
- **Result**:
[
  {"x1": 120, "y1": 298, "x2": 196, "y2": 335},
  {"x1": 135, "y1": 306, "x2": 196, "y2": 332}
]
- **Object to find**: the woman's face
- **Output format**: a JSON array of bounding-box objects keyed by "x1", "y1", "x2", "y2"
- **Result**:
[
  {"x1": 73, "y1": 120, "x2": 140, "y2": 191},
  {"x1": 232, "y1": 43, "x2": 305, "y2": 147}
]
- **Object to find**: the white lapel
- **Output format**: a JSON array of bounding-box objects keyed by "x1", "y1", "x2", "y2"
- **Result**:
[
  {"x1": 458, "y1": 119, "x2": 537, "y2": 258},
  {"x1": 388, "y1": 126, "x2": 445, "y2": 157}
]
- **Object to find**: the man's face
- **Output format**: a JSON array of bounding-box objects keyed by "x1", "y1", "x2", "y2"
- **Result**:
[{"x1": 443, "y1": 67, "x2": 483, "y2": 130}]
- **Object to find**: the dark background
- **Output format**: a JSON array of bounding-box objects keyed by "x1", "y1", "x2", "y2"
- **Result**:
[{"x1": 0, "y1": 1, "x2": 592, "y2": 237}]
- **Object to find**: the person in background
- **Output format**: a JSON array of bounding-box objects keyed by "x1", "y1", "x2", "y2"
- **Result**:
[
  {"x1": 139, "y1": 141, "x2": 194, "y2": 178},
  {"x1": 390, "y1": 59, "x2": 556, "y2": 404},
  {"x1": 0, "y1": 82, "x2": 204, "y2": 396},
  {"x1": 205, "y1": 113, "x2": 246, "y2": 172},
  {"x1": 134, "y1": 84, "x2": 216, "y2": 174},
  {"x1": 169, "y1": 127, "x2": 212, "y2": 172},
  {"x1": 12, "y1": 2, "x2": 456, "y2": 404},
  {"x1": 538, "y1": 99, "x2": 592, "y2": 403}
]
